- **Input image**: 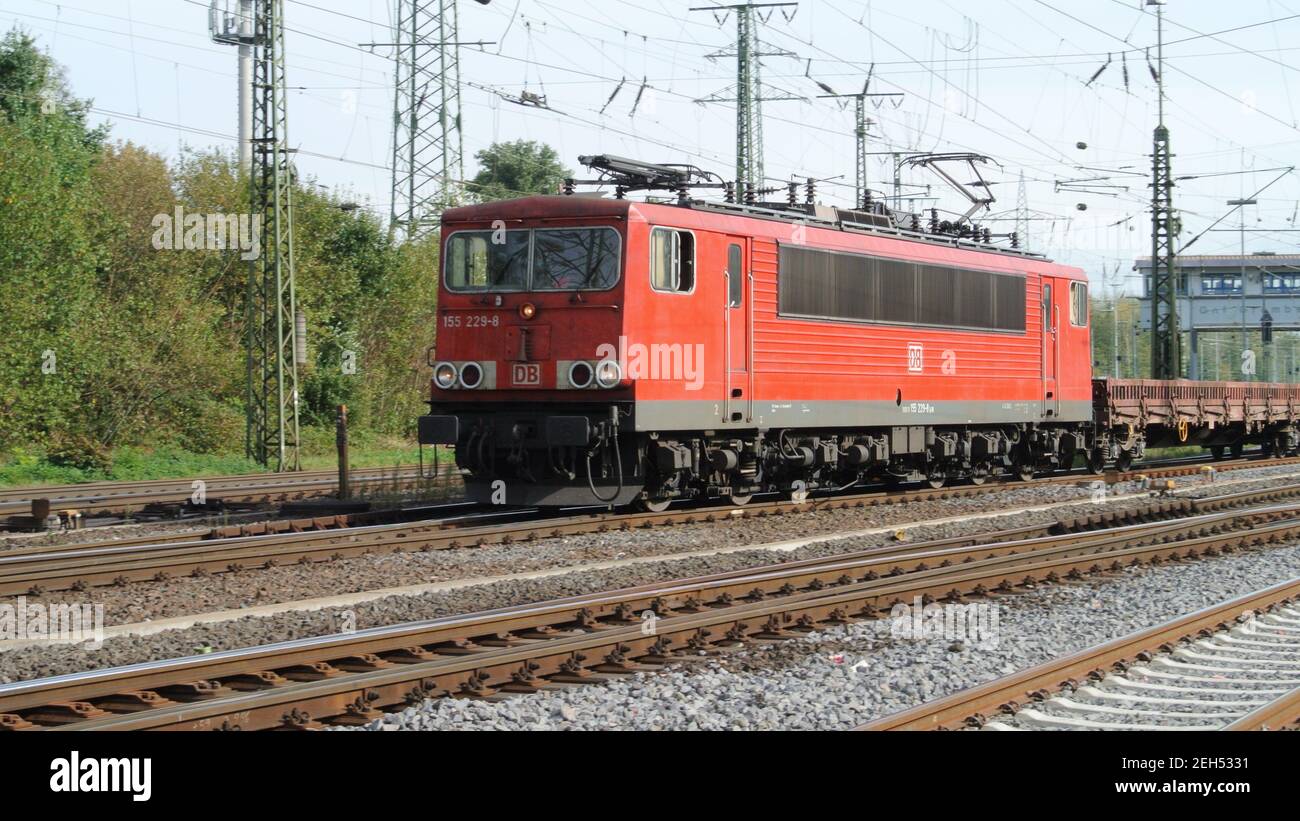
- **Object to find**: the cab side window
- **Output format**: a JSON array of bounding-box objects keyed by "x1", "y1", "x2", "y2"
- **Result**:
[
  {"x1": 1070, "y1": 281, "x2": 1089, "y2": 326},
  {"x1": 727, "y1": 243, "x2": 743, "y2": 307},
  {"x1": 650, "y1": 227, "x2": 695, "y2": 293}
]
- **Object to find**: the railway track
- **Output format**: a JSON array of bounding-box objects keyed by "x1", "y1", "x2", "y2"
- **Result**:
[
  {"x1": 858, "y1": 578, "x2": 1300, "y2": 731},
  {"x1": 0, "y1": 466, "x2": 448, "y2": 520},
  {"x1": 7, "y1": 466, "x2": 1300, "y2": 599},
  {"x1": 0, "y1": 451, "x2": 1290, "y2": 525},
  {"x1": 5, "y1": 495, "x2": 1300, "y2": 730}
]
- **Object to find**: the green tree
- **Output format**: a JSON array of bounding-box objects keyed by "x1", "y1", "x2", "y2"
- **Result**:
[
  {"x1": 0, "y1": 29, "x2": 105, "y2": 456},
  {"x1": 1, "y1": 28, "x2": 441, "y2": 470},
  {"x1": 469, "y1": 140, "x2": 568, "y2": 202}
]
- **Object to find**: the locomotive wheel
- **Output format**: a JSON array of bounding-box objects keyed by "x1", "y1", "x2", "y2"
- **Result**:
[
  {"x1": 1210, "y1": 445, "x2": 1225, "y2": 461},
  {"x1": 1087, "y1": 449, "x2": 1106, "y2": 475},
  {"x1": 635, "y1": 496, "x2": 673, "y2": 513},
  {"x1": 1115, "y1": 451, "x2": 1134, "y2": 472},
  {"x1": 726, "y1": 491, "x2": 753, "y2": 506},
  {"x1": 1017, "y1": 463, "x2": 1036, "y2": 482},
  {"x1": 1231, "y1": 442, "x2": 1244, "y2": 459},
  {"x1": 969, "y1": 465, "x2": 989, "y2": 486},
  {"x1": 925, "y1": 468, "x2": 946, "y2": 489}
]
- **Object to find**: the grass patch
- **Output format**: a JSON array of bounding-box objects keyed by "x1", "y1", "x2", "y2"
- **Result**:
[{"x1": 0, "y1": 429, "x2": 447, "y2": 488}]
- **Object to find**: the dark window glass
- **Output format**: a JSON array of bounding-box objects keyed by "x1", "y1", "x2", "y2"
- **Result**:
[
  {"x1": 727, "y1": 244, "x2": 743, "y2": 307},
  {"x1": 778, "y1": 243, "x2": 1025, "y2": 332},
  {"x1": 532, "y1": 228, "x2": 620, "y2": 290},
  {"x1": 445, "y1": 230, "x2": 529, "y2": 292}
]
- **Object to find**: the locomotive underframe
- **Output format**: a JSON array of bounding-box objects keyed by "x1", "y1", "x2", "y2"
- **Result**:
[{"x1": 420, "y1": 400, "x2": 1300, "y2": 509}]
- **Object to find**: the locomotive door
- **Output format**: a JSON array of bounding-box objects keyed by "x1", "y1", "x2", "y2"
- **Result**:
[
  {"x1": 1042, "y1": 278, "x2": 1060, "y2": 417},
  {"x1": 724, "y1": 238, "x2": 751, "y2": 423}
]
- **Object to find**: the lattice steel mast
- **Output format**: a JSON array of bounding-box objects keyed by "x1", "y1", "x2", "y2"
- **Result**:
[
  {"x1": 817, "y1": 77, "x2": 903, "y2": 208},
  {"x1": 691, "y1": 3, "x2": 799, "y2": 196},
  {"x1": 388, "y1": 0, "x2": 465, "y2": 239},
  {"x1": 1148, "y1": 0, "x2": 1180, "y2": 379},
  {"x1": 246, "y1": 0, "x2": 300, "y2": 470}
]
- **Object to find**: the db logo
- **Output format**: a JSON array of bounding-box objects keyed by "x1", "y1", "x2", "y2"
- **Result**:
[
  {"x1": 907, "y1": 343, "x2": 924, "y2": 373},
  {"x1": 512, "y1": 363, "x2": 540, "y2": 385}
]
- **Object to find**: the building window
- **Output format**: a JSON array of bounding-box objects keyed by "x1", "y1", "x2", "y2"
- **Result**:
[
  {"x1": 777, "y1": 243, "x2": 1026, "y2": 332},
  {"x1": 650, "y1": 227, "x2": 695, "y2": 293},
  {"x1": 1201, "y1": 273, "x2": 1242, "y2": 295},
  {"x1": 1070, "y1": 281, "x2": 1088, "y2": 326},
  {"x1": 1144, "y1": 271, "x2": 1189, "y2": 295},
  {"x1": 1265, "y1": 271, "x2": 1300, "y2": 294}
]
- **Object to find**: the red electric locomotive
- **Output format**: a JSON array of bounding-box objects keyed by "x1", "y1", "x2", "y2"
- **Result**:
[
  {"x1": 419, "y1": 155, "x2": 1111, "y2": 509},
  {"x1": 420, "y1": 155, "x2": 1300, "y2": 508}
]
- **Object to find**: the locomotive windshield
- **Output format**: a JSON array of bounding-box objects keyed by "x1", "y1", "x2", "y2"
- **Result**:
[
  {"x1": 444, "y1": 227, "x2": 620, "y2": 292},
  {"x1": 444, "y1": 230, "x2": 530, "y2": 291},
  {"x1": 532, "y1": 228, "x2": 620, "y2": 290}
]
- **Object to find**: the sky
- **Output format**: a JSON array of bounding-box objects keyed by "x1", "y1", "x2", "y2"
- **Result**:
[{"x1": 6, "y1": 0, "x2": 1300, "y2": 295}]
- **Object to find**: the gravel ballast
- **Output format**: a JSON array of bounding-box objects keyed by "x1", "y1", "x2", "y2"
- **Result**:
[
  {"x1": 8, "y1": 464, "x2": 1300, "y2": 632},
  {"x1": 346, "y1": 546, "x2": 1300, "y2": 731}
]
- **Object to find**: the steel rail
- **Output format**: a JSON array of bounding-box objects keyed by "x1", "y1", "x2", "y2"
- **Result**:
[
  {"x1": 857, "y1": 578, "x2": 1300, "y2": 731},
  {"x1": 4, "y1": 476, "x2": 1298, "y2": 599},
  {"x1": 1224, "y1": 685, "x2": 1300, "y2": 731},
  {"x1": 0, "y1": 451, "x2": 1293, "y2": 521},
  {"x1": 0, "y1": 466, "x2": 444, "y2": 518},
  {"x1": 4, "y1": 504, "x2": 1299, "y2": 730}
]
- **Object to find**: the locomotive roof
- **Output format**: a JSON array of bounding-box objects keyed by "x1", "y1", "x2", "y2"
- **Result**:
[{"x1": 442, "y1": 195, "x2": 1081, "y2": 275}]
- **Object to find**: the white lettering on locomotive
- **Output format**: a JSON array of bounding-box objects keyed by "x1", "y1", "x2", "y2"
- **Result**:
[{"x1": 511, "y1": 363, "x2": 540, "y2": 386}]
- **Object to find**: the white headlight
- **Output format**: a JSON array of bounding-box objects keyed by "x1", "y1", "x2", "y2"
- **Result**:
[
  {"x1": 595, "y1": 359, "x2": 622, "y2": 389},
  {"x1": 433, "y1": 361, "x2": 457, "y2": 389}
]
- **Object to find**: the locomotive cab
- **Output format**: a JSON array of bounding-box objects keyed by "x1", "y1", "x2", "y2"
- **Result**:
[{"x1": 420, "y1": 196, "x2": 644, "y2": 506}]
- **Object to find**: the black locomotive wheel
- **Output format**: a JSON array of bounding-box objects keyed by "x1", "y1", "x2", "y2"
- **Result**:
[
  {"x1": 1115, "y1": 451, "x2": 1134, "y2": 472},
  {"x1": 1210, "y1": 445, "x2": 1225, "y2": 461},
  {"x1": 969, "y1": 464, "x2": 989, "y2": 486},
  {"x1": 1017, "y1": 463, "x2": 1036, "y2": 482},
  {"x1": 926, "y1": 473, "x2": 946, "y2": 489},
  {"x1": 726, "y1": 491, "x2": 753, "y2": 507},
  {"x1": 1231, "y1": 442, "x2": 1244, "y2": 459},
  {"x1": 1087, "y1": 449, "x2": 1106, "y2": 475}
]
